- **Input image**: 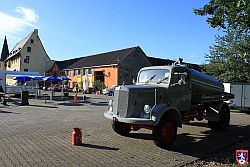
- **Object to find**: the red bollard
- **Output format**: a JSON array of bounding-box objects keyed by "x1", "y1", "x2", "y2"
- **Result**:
[{"x1": 72, "y1": 128, "x2": 82, "y2": 145}]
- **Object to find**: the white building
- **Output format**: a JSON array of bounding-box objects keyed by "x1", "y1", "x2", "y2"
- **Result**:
[{"x1": 4, "y1": 29, "x2": 54, "y2": 75}]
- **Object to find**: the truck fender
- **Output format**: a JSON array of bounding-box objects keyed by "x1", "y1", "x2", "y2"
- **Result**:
[
  {"x1": 206, "y1": 102, "x2": 229, "y2": 121},
  {"x1": 152, "y1": 104, "x2": 182, "y2": 127}
]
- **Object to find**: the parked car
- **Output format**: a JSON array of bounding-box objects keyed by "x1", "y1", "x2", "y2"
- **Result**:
[{"x1": 103, "y1": 85, "x2": 117, "y2": 96}]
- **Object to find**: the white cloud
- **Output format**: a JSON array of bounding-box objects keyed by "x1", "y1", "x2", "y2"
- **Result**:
[
  {"x1": 190, "y1": 54, "x2": 196, "y2": 58},
  {"x1": 0, "y1": 7, "x2": 39, "y2": 36},
  {"x1": 15, "y1": 7, "x2": 39, "y2": 23}
]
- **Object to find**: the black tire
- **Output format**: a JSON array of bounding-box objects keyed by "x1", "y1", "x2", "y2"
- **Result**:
[
  {"x1": 153, "y1": 117, "x2": 177, "y2": 149},
  {"x1": 208, "y1": 105, "x2": 230, "y2": 131},
  {"x1": 112, "y1": 121, "x2": 131, "y2": 136}
]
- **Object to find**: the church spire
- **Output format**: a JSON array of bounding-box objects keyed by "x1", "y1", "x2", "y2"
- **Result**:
[{"x1": 1, "y1": 36, "x2": 9, "y2": 61}]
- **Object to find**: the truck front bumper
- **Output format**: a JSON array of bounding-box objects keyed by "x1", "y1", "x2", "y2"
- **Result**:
[{"x1": 104, "y1": 111, "x2": 155, "y2": 125}]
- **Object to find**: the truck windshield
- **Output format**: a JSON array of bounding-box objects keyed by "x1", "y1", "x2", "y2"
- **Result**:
[{"x1": 138, "y1": 69, "x2": 170, "y2": 83}]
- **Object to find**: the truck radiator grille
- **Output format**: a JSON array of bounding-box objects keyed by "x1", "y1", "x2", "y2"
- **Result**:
[{"x1": 113, "y1": 90, "x2": 129, "y2": 117}]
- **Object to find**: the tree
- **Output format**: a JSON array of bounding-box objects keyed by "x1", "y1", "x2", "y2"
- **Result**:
[
  {"x1": 194, "y1": 0, "x2": 250, "y2": 83},
  {"x1": 194, "y1": 0, "x2": 250, "y2": 33},
  {"x1": 202, "y1": 28, "x2": 250, "y2": 82}
]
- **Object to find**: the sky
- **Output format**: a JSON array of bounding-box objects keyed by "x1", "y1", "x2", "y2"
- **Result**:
[{"x1": 0, "y1": 0, "x2": 222, "y2": 65}]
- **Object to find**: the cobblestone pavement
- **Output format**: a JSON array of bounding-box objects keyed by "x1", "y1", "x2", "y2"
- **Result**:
[{"x1": 0, "y1": 95, "x2": 249, "y2": 167}]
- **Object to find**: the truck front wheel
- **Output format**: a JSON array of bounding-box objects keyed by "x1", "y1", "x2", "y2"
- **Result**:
[
  {"x1": 208, "y1": 105, "x2": 230, "y2": 131},
  {"x1": 112, "y1": 121, "x2": 131, "y2": 136},
  {"x1": 153, "y1": 118, "x2": 177, "y2": 149}
]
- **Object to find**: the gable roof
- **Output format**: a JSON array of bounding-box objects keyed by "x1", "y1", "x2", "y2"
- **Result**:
[
  {"x1": 54, "y1": 57, "x2": 83, "y2": 70},
  {"x1": 53, "y1": 46, "x2": 201, "y2": 72},
  {"x1": 66, "y1": 46, "x2": 139, "y2": 69},
  {"x1": 0, "y1": 36, "x2": 9, "y2": 61},
  {"x1": 6, "y1": 29, "x2": 36, "y2": 61}
]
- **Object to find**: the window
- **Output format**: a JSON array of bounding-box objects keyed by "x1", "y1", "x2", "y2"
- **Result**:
[
  {"x1": 27, "y1": 47, "x2": 31, "y2": 52},
  {"x1": 138, "y1": 69, "x2": 170, "y2": 83},
  {"x1": 80, "y1": 69, "x2": 84, "y2": 75},
  {"x1": 85, "y1": 69, "x2": 89, "y2": 75},
  {"x1": 75, "y1": 69, "x2": 79, "y2": 75},
  {"x1": 24, "y1": 69, "x2": 28, "y2": 72},
  {"x1": 65, "y1": 71, "x2": 70, "y2": 76},
  {"x1": 31, "y1": 39, "x2": 34, "y2": 44},
  {"x1": 171, "y1": 71, "x2": 188, "y2": 85},
  {"x1": 24, "y1": 56, "x2": 30, "y2": 63}
]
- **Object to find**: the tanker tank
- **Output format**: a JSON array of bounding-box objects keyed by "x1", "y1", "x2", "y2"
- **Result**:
[{"x1": 190, "y1": 69, "x2": 224, "y2": 95}]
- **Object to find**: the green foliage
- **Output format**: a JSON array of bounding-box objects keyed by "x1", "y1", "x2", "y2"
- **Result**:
[
  {"x1": 93, "y1": 80, "x2": 105, "y2": 91},
  {"x1": 194, "y1": 0, "x2": 250, "y2": 83},
  {"x1": 194, "y1": 0, "x2": 250, "y2": 32},
  {"x1": 202, "y1": 29, "x2": 250, "y2": 83}
]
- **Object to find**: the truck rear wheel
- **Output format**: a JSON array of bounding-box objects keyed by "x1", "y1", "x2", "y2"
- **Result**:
[
  {"x1": 153, "y1": 117, "x2": 177, "y2": 149},
  {"x1": 112, "y1": 121, "x2": 131, "y2": 136},
  {"x1": 208, "y1": 104, "x2": 230, "y2": 131}
]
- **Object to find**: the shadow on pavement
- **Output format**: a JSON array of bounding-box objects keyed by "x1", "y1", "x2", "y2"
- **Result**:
[
  {"x1": 90, "y1": 101, "x2": 108, "y2": 106},
  {"x1": 57, "y1": 103, "x2": 84, "y2": 106},
  {"x1": 80, "y1": 143, "x2": 119, "y2": 151},
  {"x1": 128, "y1": 133, "x2": 153, "y2": 140},
  {"x1": 0, "y1": 110, "x2": 20, "y2": 114},
  {"x1": 29, "y1": 104, "x2": 58, "y2": 108},
  {"x1": 126, "y1": 122, "x2": 250, "y2": 161}
]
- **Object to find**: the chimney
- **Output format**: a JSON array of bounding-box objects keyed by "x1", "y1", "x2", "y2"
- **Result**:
[{"x1": 34, "y1": 29, "x2": 38, "y2": 34}]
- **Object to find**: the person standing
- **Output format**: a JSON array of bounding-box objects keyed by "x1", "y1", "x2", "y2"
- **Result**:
[{"x1": 75, "y1": 83, "x2": 79, "y2": 93}]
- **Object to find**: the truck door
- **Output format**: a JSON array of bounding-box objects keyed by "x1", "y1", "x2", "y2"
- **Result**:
[{"x1": 169, "y1": 69, "x2": 191, "y2": 111}]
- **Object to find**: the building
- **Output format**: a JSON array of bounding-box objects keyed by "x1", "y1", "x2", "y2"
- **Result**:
[
  {"x1": 4, "y1": 29, "x2": 53, "y2": 74},
  {"x1": 52, "y1": 46, "x2": 151, "y2": 91}
]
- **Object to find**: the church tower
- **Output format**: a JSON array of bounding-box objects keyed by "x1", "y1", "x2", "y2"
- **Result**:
[{"x1": 0, "y1": 36, "x2": 9, "y2": 70}]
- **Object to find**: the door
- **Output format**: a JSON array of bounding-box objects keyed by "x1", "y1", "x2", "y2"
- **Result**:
[
  {"x1": 230, "y1": 84, "x2": 243, "y2": 108},
  {"x1": 169, "y1": 70, "x2": 191, "y2": 111},
  {"x1": 243, "y1": 85, "x2": 250, "y2": 108}
]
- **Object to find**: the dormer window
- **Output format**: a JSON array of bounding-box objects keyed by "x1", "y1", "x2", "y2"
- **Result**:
[{"x1": 27, "y1": 47, "x2": 31, "y2": 52}]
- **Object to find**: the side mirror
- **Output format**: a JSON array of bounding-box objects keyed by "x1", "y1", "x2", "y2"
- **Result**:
[
  {"x1": 178, "y1": 79, "x2": 185, "y2": 85},
  {"x1": 132, "y1": 79, "x2": 136, "y2": 84}
]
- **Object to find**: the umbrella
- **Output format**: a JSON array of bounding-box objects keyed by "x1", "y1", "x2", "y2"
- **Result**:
[
  {"x1": 58, "y1": 76, "x2": 71, "y2": 81},
  {"x1": 43, "y1": 76, "x2": 61, "y2": 82},
  {"x1": 13, "y1": 76, "x2": 33, "y2": 82},
  {"x1": 30, "y1": 76, "x2": 45, "y2": 81}
]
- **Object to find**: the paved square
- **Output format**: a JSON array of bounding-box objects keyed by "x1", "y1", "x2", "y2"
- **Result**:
[{"x1": 0, "y1": 95, "x2": 249, "y2": 167}]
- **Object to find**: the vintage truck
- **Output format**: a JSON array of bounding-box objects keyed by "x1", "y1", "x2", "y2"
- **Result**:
[{"x1": 104, "y1": 63, "x2": 234, "y2": 148}]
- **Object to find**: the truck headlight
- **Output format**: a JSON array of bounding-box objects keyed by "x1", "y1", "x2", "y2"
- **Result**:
[
  {"x1": 144, "y1": 105, "x2": 152, "y2": 114},
  {"x1": 108, "y1": 100, "x2": 113, "y2": 112}
]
